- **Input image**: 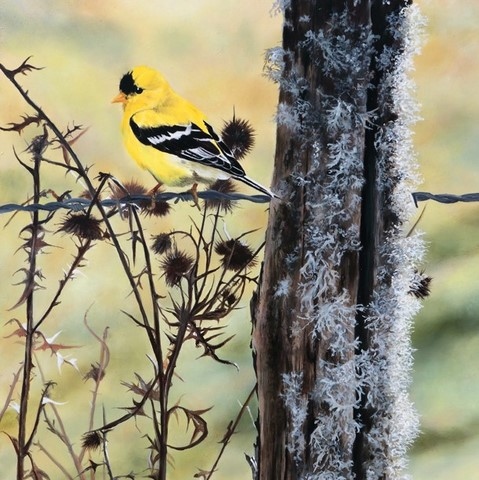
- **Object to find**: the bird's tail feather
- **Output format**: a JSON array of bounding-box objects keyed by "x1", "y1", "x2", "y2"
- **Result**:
[{"x1": 237, "y1": 175, "x2": 278, "y2": 199}]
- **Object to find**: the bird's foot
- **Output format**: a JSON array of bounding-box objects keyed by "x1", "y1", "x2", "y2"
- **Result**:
[
  {"x1": 147, "y1": 183, "x2": 163, "y2": 208},
  {"x1": 187, "y1": 183, "x2": 201, "y2": 210}
]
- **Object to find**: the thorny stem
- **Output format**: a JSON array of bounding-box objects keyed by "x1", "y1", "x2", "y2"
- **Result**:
[
  {"x1": 193, "y1": 204, "x2": 214, "y2": 301},
  {"x1": 102, "y1": 408, "x2": 114, "y2": 480},
  {"x1": 130, "y1": 207, "x2": 168, "y2": 479},
  {"x1": 35, "y1": 357, "x2": 85, "y2": 477},
  {"x1": 158, "y1": 284, "x2": 195, "y2": 480},
  {"x1": 0, "y1": 366, "x2": 22, "y2": 422},
  {"x1": 130, "y1": 208, "x2": 164, "y2": 367},
  {"x1": 82, "y1": 313, "x2": 110, "y2": 436},
  {"x1": 16, "y1": 135, "x2": 42, "y2": 480},
  {"x1": 24, "y1": 382, "x2": 54, "y2": 456},
  {"x1": 35, "y1": 442, "x2": 74, "y2": 480},
  {"x1": 33, "y1": 240, "x2": 92, "y2": 333},
  {"x1": 41, "y1": 405, "x2": 84, "y2": 478},
  {"x1": 205, "y1": 384, "x2": 256, "y2": 480}
]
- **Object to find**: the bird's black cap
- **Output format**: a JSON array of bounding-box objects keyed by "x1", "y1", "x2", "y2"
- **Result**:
[{"x1": 119, "y1": 71, "x2": 142, "y2": 95}]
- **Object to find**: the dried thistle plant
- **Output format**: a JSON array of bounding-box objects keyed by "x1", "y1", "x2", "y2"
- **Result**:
[
  {"x1": 58, "y1": 212, "x2": 104, "y2": 240},
  {"x1": 0, "y1": 57, "x2": 263, "y2": 480}
]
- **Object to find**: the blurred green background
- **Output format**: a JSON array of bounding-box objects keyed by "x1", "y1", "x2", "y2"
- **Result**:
[
  {"x1": 1, "y1": 0, "x2": 478, "y2": 478},
  {"x1": 410, "y1": 1, "x2": 479, "y2": 478}
]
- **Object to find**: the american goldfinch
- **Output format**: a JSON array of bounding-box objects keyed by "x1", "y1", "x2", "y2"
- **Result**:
[{"x1": 112, "y1": 66, "x2": 275, "y2": 198}]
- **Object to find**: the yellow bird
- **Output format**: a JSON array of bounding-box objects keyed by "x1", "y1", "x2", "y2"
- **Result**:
[{"x1": 112, "y1": 66, "x2": 275, "y2": 198}]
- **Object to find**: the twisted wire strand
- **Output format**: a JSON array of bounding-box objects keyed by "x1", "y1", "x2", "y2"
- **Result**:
[
  {"x1": 412, "y1": 191, "x2": 479, "y2": 206},
  {"x1": 0, "y1": 191, "x2": 271, "y2": 215}
]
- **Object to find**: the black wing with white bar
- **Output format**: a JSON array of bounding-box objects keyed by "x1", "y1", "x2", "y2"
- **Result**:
[{"x1": 130, "y1": 117, "x2": 245, "y2": 177}]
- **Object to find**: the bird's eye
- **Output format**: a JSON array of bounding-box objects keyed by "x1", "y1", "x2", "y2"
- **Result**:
[{"x1": 135, "y1": 86, "x2": 144, "y2": 94}]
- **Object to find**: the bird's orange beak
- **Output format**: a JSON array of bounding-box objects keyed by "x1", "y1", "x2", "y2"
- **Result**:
[{"x1": 111, "y1": 92, "x2": 127, "y2": 104}]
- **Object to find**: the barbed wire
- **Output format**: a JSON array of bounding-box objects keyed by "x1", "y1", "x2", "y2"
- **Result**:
[
  {"x1": 2, "y1": 190, "x2": 477, "y2": 215},
  {"x1": 0, "y1": 190, "x2": 271, "y2": 215},
  {"x1": 412, "y1": 191, "x2": 479, "y2": 207}
]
